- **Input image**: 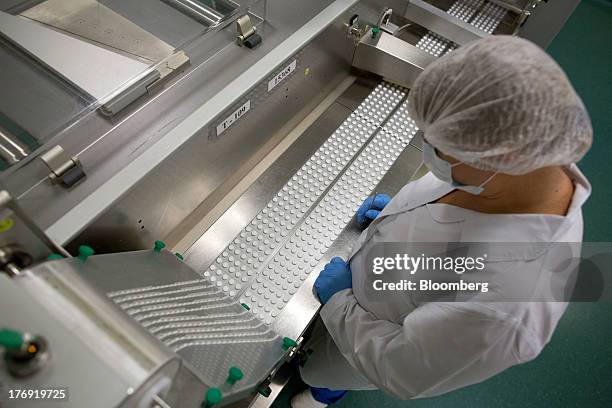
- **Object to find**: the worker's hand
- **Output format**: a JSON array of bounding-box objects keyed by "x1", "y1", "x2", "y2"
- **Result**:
[
  {"x1": 314, "y1": 257, "x2": 352, "y2": 304},
  {"x1": 356, "y1": 194, "x2": 391, "y2": 227}
]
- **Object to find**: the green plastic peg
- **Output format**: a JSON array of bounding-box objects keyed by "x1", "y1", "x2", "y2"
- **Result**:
[
  {"x1": 227, "y1": 367, "x2": 244, "y2": 385},
  {"x1": 241, "y1": 303, "x2": 250, "y2": 311},
  {"x1": 202, "y1": 388, "x2": 222, "y2": 407},
  {"x1": 77, "y1": 245, "x2": 94, "y2": 262},
  {"x1": 154, "y1": 240, "x2": 166, "y2": 253},
  {"x1": 282, "y1": 337, "x2": 297, "y2": 351},
  {"x1": 175, "y1": 252, "x2": 184, "y2": 261},
  {"x1": 371, "y1": 26, "x2": 380, "y2": 39},
  {"x1": 0, "y1": 328, "x2": 23, "y2": 351},
  {"x1": 47, "y1": 253, "x2": 64, "y2": 260}
]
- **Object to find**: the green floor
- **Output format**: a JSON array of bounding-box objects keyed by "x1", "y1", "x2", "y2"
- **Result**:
[{"x1": 272, "y1": 1, "x2": 612, "y2": 407}]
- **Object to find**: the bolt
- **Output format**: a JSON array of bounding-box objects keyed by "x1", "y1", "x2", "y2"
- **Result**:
[
  {"x1": 154, "y1": 240, "x2": 166, "y2": 253},
  {"x1": 202, "y1": 388, "x2": 222, "y2": 407},
  {"x1": 77, "y1": 245, "x2": 95, "y2": 262},
  {"x1": 227, "y1": 367, "x2": 244, "y2": 385}
]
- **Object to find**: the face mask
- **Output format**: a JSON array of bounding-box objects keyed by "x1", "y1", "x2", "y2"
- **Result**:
[{"x1": 423, "y1": 141, "x2": 496, "y2": 195}]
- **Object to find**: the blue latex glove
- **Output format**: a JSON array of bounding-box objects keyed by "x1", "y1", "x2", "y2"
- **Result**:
[
  {"x1": 314, "y1": 257, "x2": 352, "y2": 304},
  {"x1": 356, "y1": 194, "x2": 391, "y2": 227}
]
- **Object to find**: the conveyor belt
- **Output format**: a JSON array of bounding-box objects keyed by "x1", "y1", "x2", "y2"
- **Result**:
[
  {"x1": 109, "y1": 82, "x2": 415, "y2": 330},
  {"x1": 416, "y1": 0, "x2": 508, "y2": 56},
  {"x1": 103, "y1": 82, "x2": 417, "y2": 396},
  {"x1": 200, "y1": 82, "x2": 412, "y2": 324}
]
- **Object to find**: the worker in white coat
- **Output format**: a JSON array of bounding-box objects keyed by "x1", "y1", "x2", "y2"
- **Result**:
[{"x1": 292, "y1": 35, "x2": 593, "y2": 407}]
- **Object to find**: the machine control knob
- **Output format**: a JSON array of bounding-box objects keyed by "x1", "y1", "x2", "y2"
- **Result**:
[{"x1": 1, "y1": 330, "x2": 50, "y2": 378}]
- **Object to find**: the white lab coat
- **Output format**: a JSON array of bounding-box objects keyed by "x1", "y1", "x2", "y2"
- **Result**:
[{"x1": 300, "y1": 165, "x2": 591, "y2": 398}]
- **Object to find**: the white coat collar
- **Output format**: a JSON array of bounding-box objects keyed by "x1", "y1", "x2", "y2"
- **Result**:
[
  {"x1": 390, "y1": 164, "x2": 590, "y2": 227},
  {"x1": 426, "y1": 164, "x2": 591, "y2": 240}
]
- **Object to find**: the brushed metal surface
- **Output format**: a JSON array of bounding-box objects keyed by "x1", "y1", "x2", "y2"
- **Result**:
[
  {"x1": 352, "y1": 30, "x2": 437, "y2": 88},
  {"x1": 0, "y1": 264, "x2": 180, "y2": 408},
  {"x1": 64, "y1": 2, "x2": 357, "y2": 253},
  {"x1": 1, "y1": 0, "x2": 338, "y2": 239},
  {"x1": 73, "y1": 249, "x2": 285, "y2": 403},
  {"x1": 40, "y1": 0, "x2": 351, "y2": 247}
]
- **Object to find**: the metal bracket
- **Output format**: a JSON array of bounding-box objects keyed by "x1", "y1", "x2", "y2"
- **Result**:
[
  {"x1": 40, "y1": 145, "x2": 85, "y2": 188},
  {"x1": 352, "y1": 30, "x2": 437, "y2": 88},
  {"x1": 236, "y1": 15, "x2": 262, "y2": 49}
]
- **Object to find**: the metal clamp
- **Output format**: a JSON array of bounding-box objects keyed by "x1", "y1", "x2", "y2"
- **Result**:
[
  {"x1": 377, "y1": 7, "x2": 402, "y2": 36},
  {"x1": 378, "y1": 7, "x2": 392, "y2": 27},
  {"x1": 236, "y1": 15, "x2": 262, "y2": 49},
  {"x1": 345, "y1": 14, "x2": 370, "y2": 43},
  {"x1": 40, "y1": 146, "x2": 85, "y2": 188}
]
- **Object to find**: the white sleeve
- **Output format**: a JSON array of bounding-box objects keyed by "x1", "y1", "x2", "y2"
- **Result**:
[{"x1": 320, "y1": 290, "x2": 522, "y2": 398}]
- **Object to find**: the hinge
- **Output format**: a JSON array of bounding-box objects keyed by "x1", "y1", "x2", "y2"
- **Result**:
[
  {"x1": 40, "y1": 146, "x2": 86, "y2": 188},
  {"x1": 236, "y1": 15, "x2": 262, "y2": 49}
]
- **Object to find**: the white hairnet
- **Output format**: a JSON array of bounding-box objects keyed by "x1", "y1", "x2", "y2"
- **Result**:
[{"x1": 407, "y1": 35, "x2": 592, "y2": 175}]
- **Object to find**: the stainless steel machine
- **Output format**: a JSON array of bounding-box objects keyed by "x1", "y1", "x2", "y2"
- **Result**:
[{"x1": 0, "y1": 0, "x2": 580, "y2": 407}]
